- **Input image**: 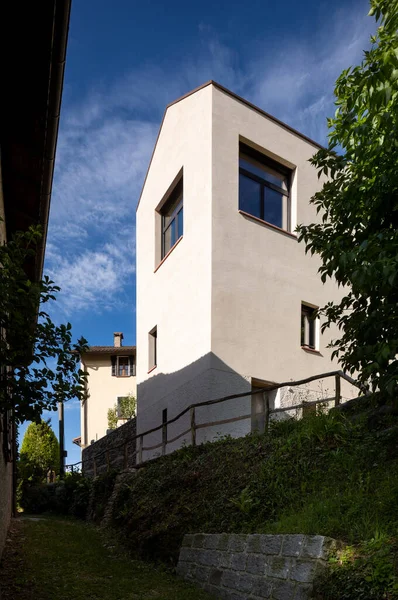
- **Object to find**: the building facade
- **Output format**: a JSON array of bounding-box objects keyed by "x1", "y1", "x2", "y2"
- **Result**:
[
  {"x1": 80, "y1": 333, "x2": 136, "y2": 448},
  {"x1": 0, "y1": 0, "x2": 72, "y2": 558},
  {"x1": 136, "y1": 81, "x2": 356, "y2": 461}
]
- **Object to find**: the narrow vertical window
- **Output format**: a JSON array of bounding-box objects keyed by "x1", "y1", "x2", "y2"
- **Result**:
[
  {"x1": 148, "y1": 326, "x2": 157, "y2": 370},
  {"x1": 301, "y1": 304, "x2": 318, "y2": 350},
  {"x1": 160, "y1": 179, "x2": 183, "y2": 258}
]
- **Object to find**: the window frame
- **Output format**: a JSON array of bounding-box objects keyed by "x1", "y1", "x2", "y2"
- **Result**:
[
  {"x1": 239, "y1": 143, "x2": 291, "y2": 231},
  {"x1": 301, "y1": 304, "x2": 318, "y2": 351},
  {"x1": 161, "y1": 178, "x2": 183, "y2": 259},
  {"x1": 117, "y1": 356, "x2": 130, "y2": 377},
  {"x1": 111, "y1": 355, "x2": 135, "y2": 377},
  {"x1": 148, "y1": 326, "x2": 157, "y2": 372}
]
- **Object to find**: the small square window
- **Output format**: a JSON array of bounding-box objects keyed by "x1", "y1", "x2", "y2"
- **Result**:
[
  {"x1": 148, "y1": 326, "x2": 157, "y2": 370},
  {"x1": 239, "y1": 142, "x2": 291, "y2": 231},
  {"x1": 160, "y1": 179, "x2": 183, "y2": 258},
  {"x1": 301, "y1": 304, "x2": 318, "y2": 350}
]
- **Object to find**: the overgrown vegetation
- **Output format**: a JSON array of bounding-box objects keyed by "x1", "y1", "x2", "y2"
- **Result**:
[
  {"x1": 297, "y1": 0, "x2": 398, "y2": 397},
  {"x1": 315, "y1": 536, "x2": 398, "y2": 600},
  {"x1": 108, "y1": 408, "x2": 398, "y2": 572},
  {"x1": 20, "y1": 404, "x2": 398, "y2": 597},
  {"x1": 107, "y1": 393, "x2": 136, "y2": 430},
  {"x1": 0, "y1": 225, "x2": 88, "y2": 422},
  {"x1": 18, "y1": 419, "x2": 60, "y2": 511}
]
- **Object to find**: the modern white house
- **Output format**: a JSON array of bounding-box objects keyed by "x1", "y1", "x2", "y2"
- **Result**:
[
  {"x1": 135, "y1": 81, "x2": 356, "y2": 461},
  {"x1": 79, "y1": 333, "x2": 136, "y2": 448}
]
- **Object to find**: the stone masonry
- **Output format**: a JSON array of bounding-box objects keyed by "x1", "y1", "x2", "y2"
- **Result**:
[
  {"x1": 82, "y1": 417, "x2": 136, "y2": 477},
  {"x1": 177, "y1": 533, "x2": 338, "y2": 600}
]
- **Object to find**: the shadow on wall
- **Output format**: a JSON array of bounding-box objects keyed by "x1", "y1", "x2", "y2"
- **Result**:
[{"x1": 137, "y1": 352, "x2": 259, "y2": 460}]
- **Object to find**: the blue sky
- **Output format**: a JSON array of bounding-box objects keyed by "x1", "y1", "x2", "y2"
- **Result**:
[{"x1": 19, "y1": 0, "x2": 374, "y2": 464}]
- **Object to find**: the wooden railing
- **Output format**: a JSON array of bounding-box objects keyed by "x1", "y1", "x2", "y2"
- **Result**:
[{"x1": 65, "y1": 370, "x2": 368, "y2": 475}]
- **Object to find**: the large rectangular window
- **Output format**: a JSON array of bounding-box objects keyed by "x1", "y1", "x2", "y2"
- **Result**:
[
  {"x1": 161, "y1": 179, "x2": 183, "y2": 258},
  {"x1": 239, "y1": 143, "x2": 291, "y2": 231}
]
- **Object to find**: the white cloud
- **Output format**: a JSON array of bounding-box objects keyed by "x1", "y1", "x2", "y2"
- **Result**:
[
  {"x1": 46, "y1": 1, "x2": 374, "y2": 318},
  {"x1": 64, "y1": 399, "x2": 80, "y2": 412}
]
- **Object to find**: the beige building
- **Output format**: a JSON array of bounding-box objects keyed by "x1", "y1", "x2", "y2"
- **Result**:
[
  {"x1": 136, "y1": 81, "x2": 356, "y2": 461},
  {"x1": 80, "y1": 333, "x2": 137, "y2": 448}
]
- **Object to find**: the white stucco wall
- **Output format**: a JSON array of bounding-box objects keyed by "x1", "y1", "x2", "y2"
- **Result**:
[
  {"x1": 136, "y1": 83, "x2": 357, "y2": 461},
  {"x1": 136, "y1": 86, "x2": 214, "y2": 458},
  {"x1": 210, "y1": 86, "x2": 348, "y2": 386},
  {"x1": 81, "y1": 353, "x2": 137, "y2": 446}
]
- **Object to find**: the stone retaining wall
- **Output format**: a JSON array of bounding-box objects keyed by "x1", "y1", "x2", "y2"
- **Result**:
[
  {"x1": 177, "y1": 533, "x2": 338, "y2": 600},
  {"x1": 82, "y1": 418, "x2": 136, "y2": 477}
]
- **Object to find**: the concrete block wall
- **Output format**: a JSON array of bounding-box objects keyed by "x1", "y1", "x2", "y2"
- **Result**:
[
  {"x1": 82, "y1": 418, "x2": 136, "y2": 477},
  {"x1": 177, "y1": 533, "x2": 338, "y2": 600}
]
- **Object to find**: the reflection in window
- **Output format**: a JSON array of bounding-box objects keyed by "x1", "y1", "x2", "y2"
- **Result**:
[
  {"x1": 161, "y1": 179, "x2": 183, "y2": 258},
  {"x1": 239, "y1": 143, "x2": 291, "y2": 231}
]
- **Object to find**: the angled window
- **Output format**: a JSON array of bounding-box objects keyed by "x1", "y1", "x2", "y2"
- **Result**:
[
  {"x1": 148, "y1": 326, "x2": 157, "y2": 370},
  {"x1": 161, "y1": 178, "x2": 183, "y2": 258},
  {"x1": 301, "y1": 304, "x2": 318, "y2": 350},
  {"x1": 239, "y1": 142, "x2": 291, "y2": 231}
]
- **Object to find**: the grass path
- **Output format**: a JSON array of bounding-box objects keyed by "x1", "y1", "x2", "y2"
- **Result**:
[{"x1": 0, "y1": 517, "x2": 212, "y2": 600}]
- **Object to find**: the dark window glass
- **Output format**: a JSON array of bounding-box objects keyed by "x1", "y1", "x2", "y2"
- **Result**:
[
  {"x1": 118, "y1": 356, "x2": 129, "y2": 377},
  {"x1": 301, "y1": 305, "x2": 317, "y2": 349},
  {"x1": 239, "y1": 144, "x2": 290, "y2": 230},
  {"x1": 239, "y1": 174, "x2": 262, "y2": 219},
  {"x1": 264, "y1": 188, "x2": 283, "y2": 230},
  {"x1": 161, "y1": 179, "x2": 183, "y2": 258}
]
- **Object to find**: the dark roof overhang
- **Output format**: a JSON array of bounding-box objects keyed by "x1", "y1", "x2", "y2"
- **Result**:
[{"x1": 0, "y1": 0, "x2": 72, "y2": 282}]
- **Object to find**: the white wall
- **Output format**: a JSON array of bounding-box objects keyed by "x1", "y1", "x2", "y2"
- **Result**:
[
  {"x1": 210, "y1": 86, "x2": 349, "y2": 386},
  {"x1": 81, "y1": 353, "x2": 136, "y2": 446},
  {"x1": 136, "y1": 83, "x2": 357, "y2": 460},
  {"x1": 136, "y1": 86, "x2": 214, "y2": 453}
]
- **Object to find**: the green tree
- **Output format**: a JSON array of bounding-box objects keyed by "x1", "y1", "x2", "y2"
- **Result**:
[
  {"x1": 0, "y1": 225, "x2": 88, "y2": 422},
  {"x1": 107, "y1": 393, "x2": 136, "y2": 430},
  {"x1": 297, "y1": 0, "x2": 398, "y2": 396},
  {"x1": 19, "y1": 420, "x2": 60, "y2": 482}
]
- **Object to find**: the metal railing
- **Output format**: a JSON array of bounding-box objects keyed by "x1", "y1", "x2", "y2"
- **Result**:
[{"x1": 65, "y1": 370, "x2": 367, "y2": 475}]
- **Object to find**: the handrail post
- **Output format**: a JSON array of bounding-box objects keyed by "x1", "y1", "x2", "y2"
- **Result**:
[
  {"x1": 123, "y1": 442, "x2": 128, "y2": 469},
  {"x1": 162, "y1": 409, "x2": 168, "y2": 456},
  {"x1": 138, "y1": 435, "x2": 143, "y2": 464},
  {"x1": 264, "y1": 392, "x2": 270, "y2": 432},
  {"x1": 190, "y1": 407, "x2": 196, "y2": 447},
  {"x1": 335, "y1": 374, "x2": 341, "y2": 406}
]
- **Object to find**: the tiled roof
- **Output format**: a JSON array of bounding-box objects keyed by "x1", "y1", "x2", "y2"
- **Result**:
[{"x1": 85, "y1": 346, "x2": 136, "y2": 354}]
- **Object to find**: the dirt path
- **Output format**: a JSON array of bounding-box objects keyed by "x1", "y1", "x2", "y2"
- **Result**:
[{"x1": 0, "y1": 517, "x2": 212, "y2": 600}]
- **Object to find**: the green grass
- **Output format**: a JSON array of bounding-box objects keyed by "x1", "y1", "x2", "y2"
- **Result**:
[
  {"x1": 0, "y1": 516, "x2": 213, "y2": 600},
  {"x1": 107, "y1": 408, "x2": 398, "y2": 566}
]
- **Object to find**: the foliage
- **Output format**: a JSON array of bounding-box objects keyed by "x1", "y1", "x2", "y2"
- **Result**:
[
  {"x1": 0, "y1": 225, "x2": 88, "y2": 422},
  {"x1": 315, "y1": 536, "x2": 398, "y2": 599},
  {"x1": 89, "y1": 470, "x2": 118, "y2": 522},
  {"x1": 19, "y1": 420, "x2": 60, "y2": 481},
  {"x1": 107, "y1": 393, "x2": 136, "y2": 430},
  {"x1": 296, "y1": 1, "x2": 398, "y2": 397},
  {"x1": 107, "y1": 407, "x2": 398, "y2": 571},
  {"x1": 18, "y1": 472, "x2": 92, "y2": 518},
  {"x1": 0, "y1": 517, "x2": 213, "y2": 600}
]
